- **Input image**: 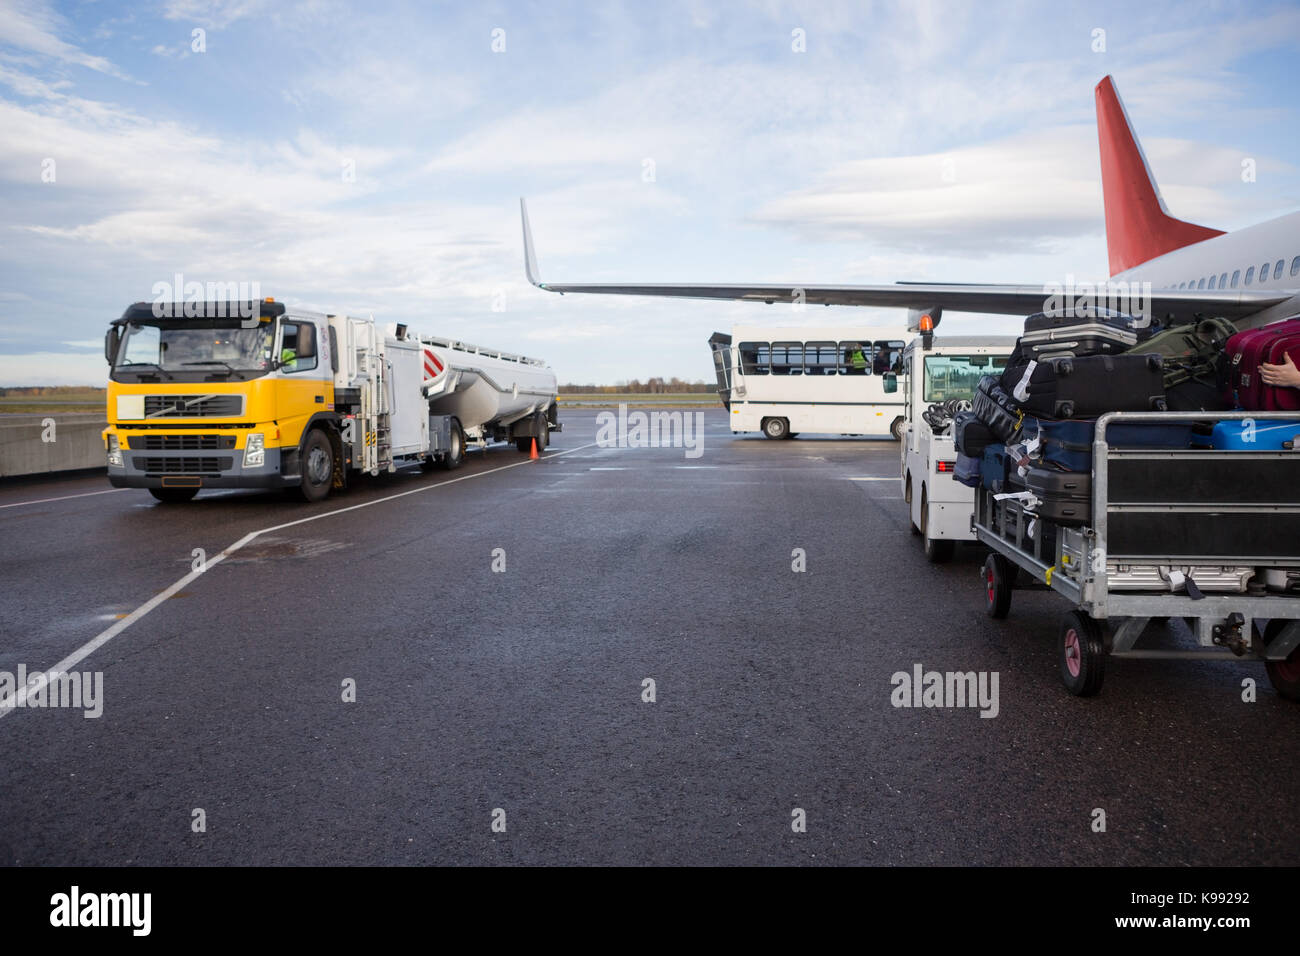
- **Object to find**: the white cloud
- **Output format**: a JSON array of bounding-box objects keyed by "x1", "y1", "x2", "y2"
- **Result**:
[{"x1": 0, "y1": 0, "x2": 133, "y2": 81}]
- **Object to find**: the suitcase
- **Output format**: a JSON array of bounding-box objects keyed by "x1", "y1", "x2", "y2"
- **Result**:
[
  {"x1": 1021, "y1": 465, "x2": 1091, "y2": 526},
  {"x1": 1166, "y1": 378, "x2": 1231, "y2": 412},
  {"x1": 1209, "y1": 419, "x2": 1300, "y2": 450},
  {"x1": 1020, "y1": 308, "x2": 1142, "y2": 358},
  {"x1": 972, "y1": 376, "x2": 1022, "y2": 442},
  {"x1": 1017, "y1": 354, "x2": 1167, "y2": 419},
  {"x1": 1224, "y1": 318, "x2": 1300, "y2": 411},
  {"x1": 980, "y1": 443, "x2": 1009, "y2": 492},
  {"x1": 953, "y1": 410, "x2": 996, "y2": 457},
  {"x1": 953, "y1": 452, "x2": 982, "y2": 488},
  {"x1": 1022, "y1": 416, "x2": 1195, "y2": 471}
]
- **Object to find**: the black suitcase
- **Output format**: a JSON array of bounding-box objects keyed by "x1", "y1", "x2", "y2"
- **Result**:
[
  {"x1": 1018, "y1": 354, "x2": 1166, "y2": 419},
  {"x1": 1012, "y1": 465, "x2": 1092, "y2": 526},
  {"x1": 972, "y1": 375, "x2": 1022, "y2": 442},
  {"x1": 1020, "y1": 308, "x2": 1140, "y2": 359},
  {"x1": 953, "y1": 410, "x2": 996, "y2": 457}
]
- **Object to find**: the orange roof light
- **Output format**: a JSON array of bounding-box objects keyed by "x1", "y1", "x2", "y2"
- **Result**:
[{"x1": 918, "y1": 313, "x2": 934, "y2": 333}]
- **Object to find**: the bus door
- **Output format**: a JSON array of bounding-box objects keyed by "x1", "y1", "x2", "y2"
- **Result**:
[{"x1": 708, "y1": 331, "x2": 735, "y2": 408}]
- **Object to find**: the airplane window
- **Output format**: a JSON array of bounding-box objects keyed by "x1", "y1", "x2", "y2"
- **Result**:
[
  {"x1": 1292, "y1": 256, "x2": 1300, "y2": 277},
  {"x1": 1260, "y1": 262, "x2": 1271, "y2": 281},
  {"x1": 1245, "y1": 266, "x2": 1255, "y2": 285},
  {"x1": 1219, "y1": 273, "x2": 1228, "y2": 288},
  {"x1": 1275, "y1": 259, "x2": 1285, "y2": 280},
  {"x1": 1231, "y1": 270, "x2": 1240, "y2": 288},
  {"x1": 1197, "y1": 278, "x2": 1206, "y2": 289},
  {"x1": 1208, "y1": 275, "x2": 1217, "y2": 290}
]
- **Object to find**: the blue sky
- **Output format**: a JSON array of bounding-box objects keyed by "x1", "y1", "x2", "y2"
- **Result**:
[{"x1": 1, "y1": 0, "x2": 1298, "y2": 385}]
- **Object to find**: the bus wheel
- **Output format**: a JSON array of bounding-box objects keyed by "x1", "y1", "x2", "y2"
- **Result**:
[
  {"x1": 920, "y1": 491, "x2": 954, "y2": 563},
  {"x1": 762, "y1": 417, "x2": 789, "y2": 440},
  {"x1": 149, "y1": 487, "x2": 198, "y2": 503},
  {"x1": 984, "y1": 553, "x2": 1013, "y2": 619},
  {"x1": 1060, "y1": 610, "x2": 1105, "y2": 696},
  {"x1": 890, "y1": 416, "x2": 905, "y2": 441},
  {"x1": 298, "y1": 429, "x2": 334, "y2": 503}
]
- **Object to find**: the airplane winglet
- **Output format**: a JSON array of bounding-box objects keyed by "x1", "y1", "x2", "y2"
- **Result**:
[{"x1": 520, "y1": 198, "x2": 547, "y2": 289}]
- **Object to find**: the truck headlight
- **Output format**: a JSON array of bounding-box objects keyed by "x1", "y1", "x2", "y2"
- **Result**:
[
  {"x1": 244, "y1": 432, "x2": 265, "y2": 468},
  {"x1": 106, "y1": 434, "x2": 123, "y2": 467}
]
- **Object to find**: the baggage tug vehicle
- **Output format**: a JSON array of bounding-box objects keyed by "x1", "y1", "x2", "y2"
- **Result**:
[{"x1": 102, "y1": 298, "x2": 559, "y2": 503}]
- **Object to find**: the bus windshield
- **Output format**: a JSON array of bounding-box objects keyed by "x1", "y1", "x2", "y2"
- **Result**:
[{"x1": 923, "y1": 354, "x2": 1008, "y2": 402}]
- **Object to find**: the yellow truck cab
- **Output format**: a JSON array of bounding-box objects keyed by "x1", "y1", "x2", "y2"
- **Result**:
[{"x1": 104, "y1": 298, "x2": 341, "y2": 503}]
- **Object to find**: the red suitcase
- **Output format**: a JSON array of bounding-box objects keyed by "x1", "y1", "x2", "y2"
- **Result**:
[{"x1": 1225, "y1": 318, "x2": 1300, "y2": 411}]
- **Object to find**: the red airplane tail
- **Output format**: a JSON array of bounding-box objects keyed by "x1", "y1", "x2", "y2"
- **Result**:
[{"x1": 1095, "y1": 75, "x2": 1223, "y2": 276}]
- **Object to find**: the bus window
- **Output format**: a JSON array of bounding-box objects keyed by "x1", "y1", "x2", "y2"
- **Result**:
[
  {"x1": 840, "y1": 341, "x2": 869, "y2": 374},
  {"x1": 873, "y1": 340, "x2": 905, "y2": 375},
  {"x1": 770, "y1": 341, "x2": 803, "y2": 375},
  {"x1": 923, "y1": 354, "x2": 1008, "y2": 403},
  {"x1": 803, "y1": 341, "x2": 836, "y2": 375},
  {"x1": 738, "y1": 341, "x2": 769, "y2": 375}
]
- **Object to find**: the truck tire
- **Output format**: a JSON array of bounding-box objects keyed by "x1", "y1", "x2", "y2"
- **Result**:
[
  {"x1": 297, "y1": 428, "x2": 333, "y2": 502},
  {"x1": 441, "y1": 418, "x2": 464, "y2": 470},
  {"x1": 920, "y1": 491, "x2": 954, "y2": 563},
  {"x1": 890, "y1": 416, "x2": 905, "y2": 441},
  {"x1": 1060, "y1": 610, "x2": 1105, "y2": 696},
  {"x1": 763, "y1": 417, "x2": 789, "y2": 440},
  {"x1": 149, "y1": 487, "x2": 198, "y2": 504},
  {"x1": 984, "y1": 553, "x2": 1013, "y2": 619},
  {"x1": 535, "y1": 411, "x2": 549, "y2": 451},
  {"x1": 1262, "y1": 620, "x2": 1300, "y2": 701}
]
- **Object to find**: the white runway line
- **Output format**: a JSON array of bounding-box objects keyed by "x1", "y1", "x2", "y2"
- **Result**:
[
  {"x1": 847, "y1": 477, "x2": 897, "y2": 481},
  {"x1": 0, "y1": 442, "x2": 599, "y2": 721},
  {"x1": 0, "y1": 488, "x2": 130, "y2": 510}
]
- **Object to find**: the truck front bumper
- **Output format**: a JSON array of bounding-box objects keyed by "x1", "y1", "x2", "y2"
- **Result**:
[{"x1": 107, "y1": 447, "x2": 299, "y2": 490}]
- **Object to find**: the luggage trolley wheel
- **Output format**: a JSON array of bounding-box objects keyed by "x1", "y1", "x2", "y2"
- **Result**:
[
  {"x1": 1261, "y1": 620, "x2": 1300, "y2": 701},
  {"x1": 983, "y1": 552, "x2": 1013, "y2": 619},
  {"x1": 1059, "y1": 610, "x2": 1105, "y2": 697}
]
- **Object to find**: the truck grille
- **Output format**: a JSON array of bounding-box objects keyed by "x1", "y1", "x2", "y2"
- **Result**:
[
  {"x1": 137, "y1": 456, "x2": 233, "y2": 475},
  {"x1": 136, "y1": 434, "x2": 236, "y2": 450},
  {"x1": 143, "y1": 394, "x2": 243, "y2": 417}
]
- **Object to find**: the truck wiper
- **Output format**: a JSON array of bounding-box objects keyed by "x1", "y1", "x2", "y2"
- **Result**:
[
  {"x1": 180, "y1": 360, "x2": 236, "y2": 374},
  {"x1": 117, "y1": 362, "x2": 172, "y2": 380}
]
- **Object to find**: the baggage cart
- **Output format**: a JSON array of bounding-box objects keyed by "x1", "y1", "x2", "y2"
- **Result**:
[{"x1": 972, "y1": 411, "x2": 1300, "y2": 698}]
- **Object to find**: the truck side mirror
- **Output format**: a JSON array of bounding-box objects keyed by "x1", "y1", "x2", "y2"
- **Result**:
[
  {"x1": 104, "y1": 327, "x2": 121, "y2": 365},
  {"x1": 883, "y1": 372, "x2": 898, "y2": 394}
]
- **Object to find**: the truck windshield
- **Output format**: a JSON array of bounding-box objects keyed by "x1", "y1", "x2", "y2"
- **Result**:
[
  {"x1": 115, "y1": 321, "x2": 275, "y2": 374},
  {"x1": 923, "y1": 354, "x2": 1008, "y2": 402}
]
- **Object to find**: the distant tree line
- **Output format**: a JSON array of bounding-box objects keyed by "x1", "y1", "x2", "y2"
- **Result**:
[
  {"x1": 0, "y1": 386, "x2": 107, "y2": 396},
  {"x1": 560, "y1": 377, "x2": 714, "y2": 394}
]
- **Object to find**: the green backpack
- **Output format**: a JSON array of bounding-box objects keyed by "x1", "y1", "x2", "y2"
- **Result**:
[{"x1": 1131, "y1": 317, "x2": 1238, "y2": 389}]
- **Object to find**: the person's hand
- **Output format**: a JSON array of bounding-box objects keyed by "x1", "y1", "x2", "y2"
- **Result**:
[{"x1": 1260, "y1": 352, "x2": 1300, "y2": 388}]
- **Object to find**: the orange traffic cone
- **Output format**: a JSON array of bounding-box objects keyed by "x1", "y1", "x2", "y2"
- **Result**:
[{"x1": 530, "y1": 437, "x2": 539, "y2": 460}]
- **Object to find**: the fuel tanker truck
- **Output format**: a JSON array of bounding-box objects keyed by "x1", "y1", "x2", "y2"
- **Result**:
[{"x1": 102, "y1": 297, "x2": 559, "y2": 502}]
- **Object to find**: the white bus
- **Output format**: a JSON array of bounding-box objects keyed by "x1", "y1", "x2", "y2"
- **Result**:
[{"x1": 708, "y1": 325, "x2": 910, "y2": 440}]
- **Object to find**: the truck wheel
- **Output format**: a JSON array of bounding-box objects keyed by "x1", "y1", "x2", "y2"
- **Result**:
[
  {"x1": 984, "y1": 553, "x2": 1013, "y2": 619},
  {"x1": 1261, "y1": 620, "x2": 1300, "y2": 701},
  {"x1": 921, "y1": 492, "x2": 954, "y2": 563},
  {"x1": 297, "y1": 429, "x2": 333, "y2": 502},
  {"x1": 891, "y1": 416, "x2": 905, "y2": 441},
  {"x1": 763, "y1": 417, "x2": 789, "y2": 440},
  {"x1": 1060, "y1": 610, "x2": 1105, "y2": 696},
  {"x1": 535, "y1": 411, "x2": 549, "y2": 451},
  {"x1": 149, "y1": 487, "x2": 198, "y2": 504},
  {"x1": 905, "y1": 476, "x2": 920, "y2": 535},
  {"x1": 441, "y1": 418, "x2": 464, "y2": 470}
]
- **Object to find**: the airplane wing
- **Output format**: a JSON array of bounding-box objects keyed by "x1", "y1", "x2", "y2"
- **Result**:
[{"x1": 520, "y1": 199, "x2": 1289, "y2": 326}]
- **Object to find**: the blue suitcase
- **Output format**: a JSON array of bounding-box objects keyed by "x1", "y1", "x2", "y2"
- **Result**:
[
  {"x1": 981, "y1": 444, "x2": 1009, "y2": 491},
  {"x1": 1023, "y1": 417, "x2": 1195, "y2": 471},
  {"x1": 954, "y1": 452, "x2": 982, "y2": 488},
  {"x1": 1209, "y1": 419, "x2": 1300, "y2": 450}
]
